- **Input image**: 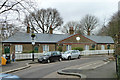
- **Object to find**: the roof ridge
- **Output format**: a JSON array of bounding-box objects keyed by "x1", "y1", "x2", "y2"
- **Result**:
[{"x1": 35, "y1": 33, "x2": 69, "y2": 35}]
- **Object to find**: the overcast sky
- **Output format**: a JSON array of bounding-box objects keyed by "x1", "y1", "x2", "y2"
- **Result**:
[
  {"x1": 37, "y1": 0, "x2": 119, "y2": 24},
  {"x1": 35, "y1": 0, "x2": 120, "y2": 34}
]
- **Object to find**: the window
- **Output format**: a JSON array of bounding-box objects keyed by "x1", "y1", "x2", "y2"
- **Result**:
[
  {"x1": 72, "y1": 50, "x2": 76, "y2": 53},
  {"x1": 52, "y1": 52, "x2": 57, "y2": 56},
  {"x1": 15, "y1": 45, "x2": 23, "y2": 53},
  {"x1": 66, "y1": 45, "x2": 71, "y2": 51},
  {"x1": 101, "y1": 45, "x2": 105, "y2": 50},
  {"x1": 56, "y1": 51, "x2": 61, "y2": 55},
  {"x1": 85, "y1": 45, "x2": 89, "y2": 50},
  {"x1": 43, "y1": 45, "x2": 49, "y2": 52}
]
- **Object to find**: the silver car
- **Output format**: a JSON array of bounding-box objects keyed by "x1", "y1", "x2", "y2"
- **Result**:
[{"x1": 62, "y1": 50, "x2": 81, "y2": 60}]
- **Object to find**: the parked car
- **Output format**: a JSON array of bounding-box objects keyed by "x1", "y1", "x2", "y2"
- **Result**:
[
  {"x1": 62, "y1": 50, "x2": 81, "y2": 60},
  {"x1": 0, "y1": 73, "x2": 20, "y2": 80},
  {"x1": 38, "y1": 51, "x2": 62, "y2": 63}
]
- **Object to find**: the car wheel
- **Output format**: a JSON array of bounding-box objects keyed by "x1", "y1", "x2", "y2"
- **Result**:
[
  {"x1": 78, "y1": 55, "x2": 81, "y2": 59},
  {"x1": 47, "y1": 59, "x2": 50, "y2": 63},
  {"x1": 59, "y1": 58, "x2": 62, "y2": 62},
  {"x1": 68, "y1": 56, "x2": 71, "y2": 60}
]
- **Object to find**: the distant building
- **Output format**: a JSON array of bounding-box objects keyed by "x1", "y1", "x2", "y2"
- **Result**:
[{"x1": 2, "y1": 26, "x2": 114, "y2": 54}]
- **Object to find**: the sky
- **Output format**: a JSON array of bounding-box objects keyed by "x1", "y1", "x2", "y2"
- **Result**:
[{"x1": 36, "y1": 0, "x2": 120, "y2": 34}]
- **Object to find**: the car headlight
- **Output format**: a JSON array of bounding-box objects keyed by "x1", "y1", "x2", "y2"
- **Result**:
[{"x1": 43, "y1": 57, "x2": 46, "y2": 59}]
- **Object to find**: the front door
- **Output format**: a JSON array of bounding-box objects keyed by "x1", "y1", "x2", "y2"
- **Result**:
[
  {"x1": 4, "y1": 46, "x2": 10, "y2": 54},
  {"x1": 4, "y1": 46, "x2": 11, "y2": 63},
  {"x1": 34, "y1": 46, "x2": 38, "y2": 53}
]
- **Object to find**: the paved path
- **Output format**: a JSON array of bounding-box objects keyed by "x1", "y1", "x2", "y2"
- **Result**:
[{"x1": 1, "y1": 60, "x2": 32, "y2": 72}]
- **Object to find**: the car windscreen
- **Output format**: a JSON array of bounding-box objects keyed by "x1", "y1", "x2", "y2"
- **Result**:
[
  {"x1": 43, "y1": 52, "x2": 51, "y2": 56},
  {"x1": 64, "y1": 51, "x2": 71, "y2": 54}
]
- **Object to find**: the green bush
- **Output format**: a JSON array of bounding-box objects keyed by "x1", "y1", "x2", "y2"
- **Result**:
[
  {"x1": 22, "y1": 51, "x2": 31, "y2": 53},
  {"x1": 90, "y1": 48, "x2": 95, "y2": 50},
  {"x1": 72, "y1": 47, "x2": 83, "y2": 51},
  {"x1": 58, "y1": 46, "x2": 62, "y2": 52},
  {"x1": 23, "y1": 50, "x2": 38, "y2": 53}
]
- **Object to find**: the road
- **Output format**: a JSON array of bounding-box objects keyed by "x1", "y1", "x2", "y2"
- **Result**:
[{"x1": 11, "y1": 55, "x2": 115, "y2": 78}]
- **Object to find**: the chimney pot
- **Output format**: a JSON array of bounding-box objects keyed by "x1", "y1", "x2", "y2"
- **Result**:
[
  {"x1": 27, "y1": 23, "x2": 30, "y2": 33},
  {"x1": 69, "y1": 27, "x2": 74, "y2": 35},
  {"x1": 50, "y1": 25, "x2": 53, "y2": 34}
]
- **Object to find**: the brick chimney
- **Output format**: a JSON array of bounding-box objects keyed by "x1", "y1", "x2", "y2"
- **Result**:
[
  {"x1": 49, "y1": 25, "x2": 53, "y2": 34},
  {"x1": 69, "y1": 27, "x2": 74, "y2": 35},
  {"x1": 27, "y1": 23, "x2": 30, "y2": 33}
]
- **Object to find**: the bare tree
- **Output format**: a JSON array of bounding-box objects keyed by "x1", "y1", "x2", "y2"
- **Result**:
[
  {"x1": 61, "y1": 21, "x2": 83, "y2": 34},
  {"x1": 0, "y1": 20, "x2": 20, "y2": 41},
  {"x1": 98, "y1": 11, "x2": 119, "y2": 39},
  {"x1": 0, "y1": 0, "x2": 37, "y2": 15},
  {"x1": 80, "y1": 14, "x2": 99, "y2": 35},
  {"x1": 0, "y1": 0, "x2": 38, "y2": 41},
  {"x1": 24, "y1": 8, "x2": 63, "y2": 33},
  {"x1": 0, "y1": 0, "x2": 22, "y2": 14},
  {"x1": 97, "y1": 18, "x2": 109, "y2": 36}
]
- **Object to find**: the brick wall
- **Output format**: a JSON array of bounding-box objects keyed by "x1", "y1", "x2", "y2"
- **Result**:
[{"x1": 2, "y1": 43, "x2": 57, "y2": 53}]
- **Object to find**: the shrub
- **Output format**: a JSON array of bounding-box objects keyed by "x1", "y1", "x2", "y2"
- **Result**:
[
  {"x1": 72, "y1": 47, "x2": 83, "y2": 51},
  {"x1": 90, "y1": 48, "x2": 95, "y2": 50},
  {"x1": 23, "y1": 50, "x2": 38, "y2": 53},
  {"x1": 58, "y1": 46, "x2": 62, "y2": 52},
  {"x1": 22, "y1": 51, "x2": 31, "y2": 53}
]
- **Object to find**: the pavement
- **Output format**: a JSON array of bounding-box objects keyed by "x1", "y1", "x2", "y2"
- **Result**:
[
  {"x1": 0, "y1": 60, "x2": 33, "y2": 73},
  {"x1": 0, "y1": 55, "x2": 117, "y2": 79}
]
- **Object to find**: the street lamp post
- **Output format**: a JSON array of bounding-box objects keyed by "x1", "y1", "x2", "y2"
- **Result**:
[
  {"x1": 107, "y1": 44, "x2": 110, "y2": 55},
  {"x1": 31, "y1": 27, "x2": 35, "y2": 61}
]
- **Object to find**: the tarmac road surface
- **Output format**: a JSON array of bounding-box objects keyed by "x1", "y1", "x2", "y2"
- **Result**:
[{"x1": 11, "y1": 55, "x2": 115, "y2": 78}]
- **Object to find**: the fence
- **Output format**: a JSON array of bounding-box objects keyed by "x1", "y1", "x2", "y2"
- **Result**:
[
  {"x1": 2, "y1": 49, "x2": 114, "y2": 60},
  {"x1": 81, "y1": 49, "x2": 114, "y2": 55},
  {"x1": 3, "y1": 53, "x2": 43, "y2": 60}
]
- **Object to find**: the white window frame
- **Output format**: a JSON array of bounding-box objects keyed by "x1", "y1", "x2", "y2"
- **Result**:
[
  {"x1": 101, "y1": 45, "x2": 105, "y2": 50},
  {"x1": 15, "y1": 45, "x2": 23, "y2": 53},
  {"x1": 43, "y1": 45, "x2": 49, "y2": 52},
  {"x1": 66, "y1": 45, "x2": 71, "y2": 51},
  {"x1": 85, "y1": 45, "x2": 89, "y2": 50}
]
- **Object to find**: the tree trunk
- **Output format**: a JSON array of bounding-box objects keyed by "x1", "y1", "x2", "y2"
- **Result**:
[{"x1": 87, "y1": 30, "x2": 90, "y2": 36}]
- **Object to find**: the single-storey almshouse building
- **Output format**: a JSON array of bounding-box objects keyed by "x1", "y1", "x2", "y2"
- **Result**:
[{"x1": 2, "y1": 27, "x2": 114, "y2": 54}]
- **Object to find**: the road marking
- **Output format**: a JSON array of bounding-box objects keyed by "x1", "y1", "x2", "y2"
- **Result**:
[
  {"x1": 78, "y1": 60, "x2": 108, "y2": 69},
  {"x1": 92, "y1": 62, "x2": 108, "y2": 69}
]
